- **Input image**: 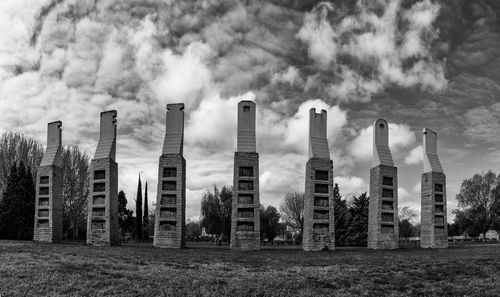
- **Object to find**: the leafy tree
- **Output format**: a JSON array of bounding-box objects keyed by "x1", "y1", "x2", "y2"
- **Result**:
[
  {"x1": 398, "y1": 206, "x2": 419, "y2": 238},
  {"x1": 219, "y1": 185, "x2": 232, "y2": 240},
  {"x1": 279, "y1": 192, "x2": 304, "y2": 237},
  {"x1": 0, "y1": 132, "x2": 44, "y2": 201},
  {"x1": 186, "y1": 220, "x2": 201, "y2": 240},
  {"x1": 333, "y1": 183, "x2": 349, "y2": 245},
  {"x1": 399, "y1": 206, "x2": 418, "y2": 223},
  {"x1": 399, "y1": 220, "x2": 413, "y2": 238},
  {"x1": 452, "y1": 208, "x2": 484, "y2": 237},
  {"x1": 260, "y1": 205, "x2": 283, "y2": 242},
  {"x1": 200, "y1": 185, "x2": 232, "y2": 240},
  {"x1": 0, "y1": 162, "x2": 36, "y2": 239},
  {"x1": 61, "y1": 146, "x2": 89, "y2": 240},
  {"x1": 448, "y1": 222, "x2": 461, "y2": 237},
  {"x1": 346, "y1": 192, "x2": 369, "y2": 246},
  {"x1": 143, "y1": 181, "x2": 149, "y2": 240},
  {"x1": 456, "y1": 170, "x2": 500, "y2": 240},
  {"x1": 135, "y1": 175, "x2": 142, "y2": 241},
  {"x1": 118, "y1": 190, "x2": 134, "y2": 238}
]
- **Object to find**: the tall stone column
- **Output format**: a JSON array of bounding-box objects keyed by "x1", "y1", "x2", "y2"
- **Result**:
[
  {"x1": 303, "y1": 109, "x2": 335, "y2": 251},
  {"x1": 34, "y1": 121, "x2": 63, "y2": 243},
  {"x1": 153, "y1": 103, "x2": 186, "y2": 248},
  {"x1": 87, "y1": 111, "x2": 119, "y2": 246},
  {"x1": 368, "y1": 119, "x2": 399, "y2": 249},
  {"x1": 230, "y1": 100, "x2": 260, "y2": 250},
  {"x1": 420, "y1": 128, "x2": 448, "y2": 248}
]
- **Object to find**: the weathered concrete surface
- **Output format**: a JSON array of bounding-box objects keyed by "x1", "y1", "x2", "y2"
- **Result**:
[
  {"x1": 368, "y1": 165, "x2": 399, "y2": 249},
  {"x1": 303, "y1": 108, "x2": 334, "y2": 251},
  {"x1": 93, "y1": 111, "x2": 117, "y2": 161},
  {"x1": 237, "y1": 100, "x2": 256, "y2": 153},
  {"x1": 162, "y1": 103, "x2": 185, "y2": 155},
  {"x1": 308, "y1": 109, "x2": 330, "y2": 159},
  {"x1": 303, "y1": 158, "x2": 335, "y2": 251},
  {"x1": 40, "y1": 121, "x2": 63, "y2": 167},
  {"x1": 368, "y1": 119, "x2": 399, "y2": 249},
  {"x1": 34, "y1": 121, "x2": 63, "y2": 243},
  {"x1": 231, "y1": 101, "x2": 260, "y2": 250},
  {"x1": 154, "y1": 155, "x2": 186, "y2": 248},
  {"x1": 87, "y1": 111, "x2": 119, "y2": 246},
  {"x1": 421, "y1": 128, "x2": 447, "y2": 248},
  {"x1": 423, "y1": 128, "x2": 443, "y2": 173},
  {"x1": 231, "y1": 152, "x2": 260, "y2": 250},
  {"x1": 154, "y1": 104, "x2": 186, "y2": 248},
  {"x1": 373, "y1": 119, "x2": 394, "y2": 167}
]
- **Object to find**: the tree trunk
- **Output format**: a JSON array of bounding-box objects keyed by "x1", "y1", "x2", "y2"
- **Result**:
[{"x1": 72, "y1": 220, "x2": 77, "y2": 242}]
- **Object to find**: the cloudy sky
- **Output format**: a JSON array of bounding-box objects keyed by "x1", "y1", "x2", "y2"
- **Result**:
[{"x1": 1, "y1": 0, "x2": 499, "y2": 222}]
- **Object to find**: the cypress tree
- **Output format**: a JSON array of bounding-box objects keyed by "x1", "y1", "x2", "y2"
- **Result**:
[
  {"x1": 20, "y1": 164, "x2": 35, "y2": 239},
  {"x1": 0, "y1": 162, "x2": 35, "y2": 240},
  {"x1": 333, "y1": 183, "x2": 348, "y2": 245},
  {"x1": 135, "y1": 175, "x2": 142, "y2": 241},
  {"x1": 143, "y1": 181, "x2": 148, "y2": 240},
  {"x1": 0, "y1": 163, "x2": 19, "y2": 238}
]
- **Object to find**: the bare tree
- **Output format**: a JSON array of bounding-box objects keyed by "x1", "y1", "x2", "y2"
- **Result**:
[
  {"x1": 279, "y1": 192, "x2": 304, "y2": 236},
  {"x1": 0, "y1": 132, "x2": 44, "y2": 200},
  {"x1": 61, "y1": 146, "x2": 90, "y2": 240},
  {"x1": 399, "y1": 206, "x2": 418, "y2": 224}
]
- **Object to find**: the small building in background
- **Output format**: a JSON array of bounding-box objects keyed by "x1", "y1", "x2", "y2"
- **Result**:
[{"x1": 479, "y1": 230, "x2": 499, "y2": 241}]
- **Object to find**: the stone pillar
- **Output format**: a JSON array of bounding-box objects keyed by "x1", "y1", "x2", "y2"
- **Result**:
[
  {"x1": 303, "y1": 109, "x2": 335, "y2": 251},
  {"x1": 153, "y1": 103, "x2": 186, "y2": 248},
  {"x1": 87, "y1": 111, "x2": 119, "y2": 246},
  {"x1": 421, "y1": 128, "x2": 448, "y2": 248},
  {"x1": 230, "y1": 100, "x2": 260, "y2": 250},
  {"x1": 368, "y1": 119, "x2": 399, "y2": 249},
  {"x1": 34, "y1": 121, "x2": 63, "y2": 243}
]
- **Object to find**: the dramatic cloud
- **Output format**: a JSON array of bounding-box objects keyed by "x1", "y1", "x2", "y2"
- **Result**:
[
  {"x1": 296, "y1": 2, "x2": 337, "y2": 69},
  {"x1": 2, "y1": 0, "x2": 500, "y2": 223},
  {"x1": 297, "y1": 0, "x2": 447, "y2": 102}
]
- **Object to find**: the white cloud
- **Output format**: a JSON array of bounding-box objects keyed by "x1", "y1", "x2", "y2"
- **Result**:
[
  {"x1": 398, "y1": 187, "x2": 410, "y2": 200},
  {"x1": 271, "y1": 66, "x2": 302, "y2": 86},
  {"x1": 348, "y1": 122, "x2": 416, "y2": 162},
  {"x1": 398, "y1": 187, "x2": 420, "y2": 213},
  {"x1": 151, "y1": 41, "x2": 215, "y2": 106},
  {"x1": 283, "y1": 99, "x2": 347, "y2": 154},
  {"x1": 296, "y1": 2, "x2": 337, "y2": 69},
  {"x1": 185, "y1": 92, "x2": 253, "y2": 153},
  {"x1": 335, "y1": 176, "x2": 367, "y2": 198},
  {"x1": 297, "y1": 0, "x2": 446, "y2": 102},
  {"x1": 0, "y1": 0, "x2": 42, "y2": 80},
  {"x1": 404, "y1": 145, "x2": 423, "y2": 165}
]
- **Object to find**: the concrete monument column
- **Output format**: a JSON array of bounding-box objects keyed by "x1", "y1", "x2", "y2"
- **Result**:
[
  {"x1": 230, "y1": 100, "x2": 260, "y2": 250},
  {"x1": 87, "y1": 110, "x2": 119, "y2": 246},
  {"x1": 153, "y1": 103, "x2": 186, "y2": 248},
  {"x1": 420, "y1": 128, "x2": 448, "y2": 248},
  {"x1": 34, "y1": 121, "x2": 63, "y2": 243},
  {"x1": 302, "y1": 108, "x2": 335, "y2": 251},
  {"x1": 368, "y1": 119, "x2": 399, "y2": 249}
]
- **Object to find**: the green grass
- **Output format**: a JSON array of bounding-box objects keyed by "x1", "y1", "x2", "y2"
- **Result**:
[{"x1": 0, "y1": 241, "x2": 499, "y2": 296}]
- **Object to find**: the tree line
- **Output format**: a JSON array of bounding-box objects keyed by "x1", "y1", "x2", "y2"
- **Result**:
[
  {"x1": 1, "y1": 131, "x2": 500, "y2": 242},
  {"x1": 0, "y1": 132, "x2": 145, "y2": 241}
]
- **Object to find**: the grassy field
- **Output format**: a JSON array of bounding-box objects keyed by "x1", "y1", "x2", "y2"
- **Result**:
[{"x1": 0, "y1": 241, "x2": 499, "y2": 297}]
